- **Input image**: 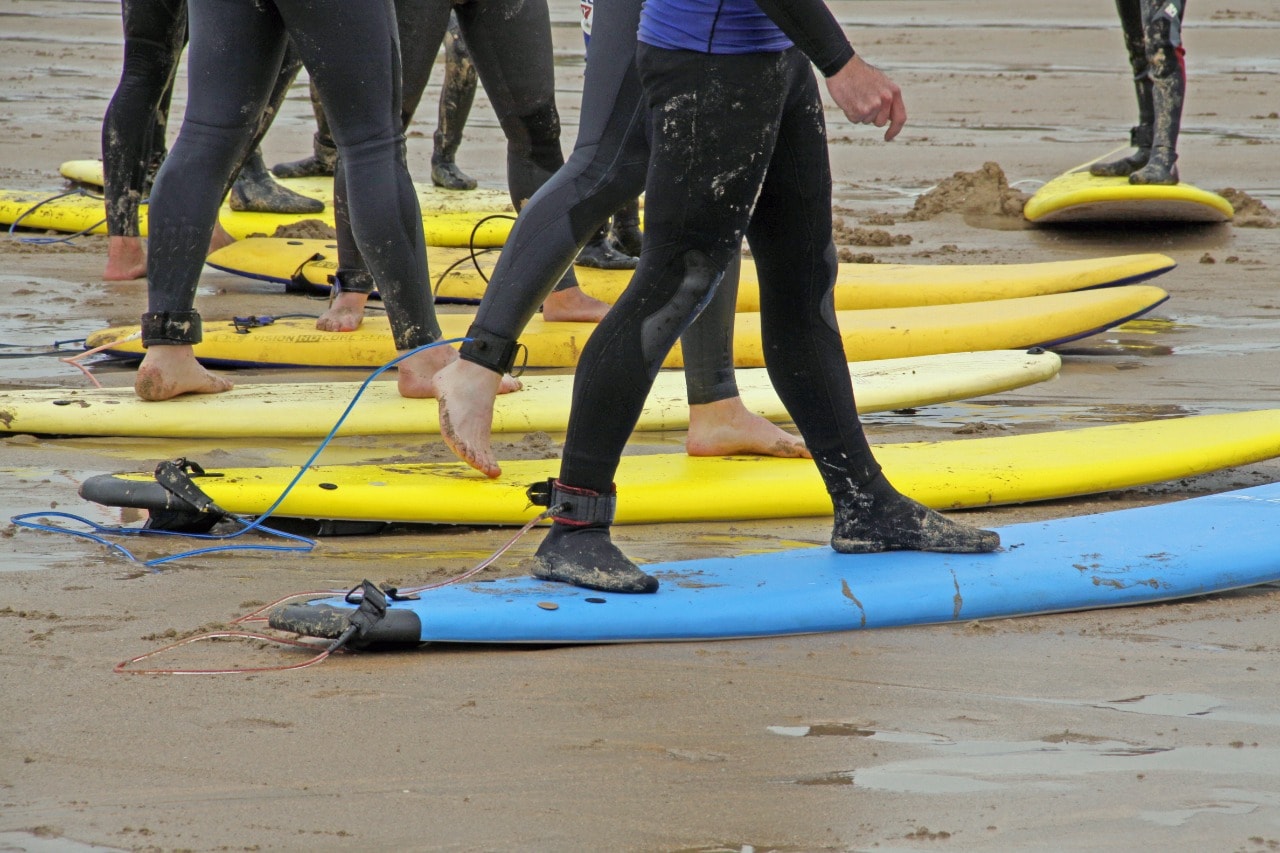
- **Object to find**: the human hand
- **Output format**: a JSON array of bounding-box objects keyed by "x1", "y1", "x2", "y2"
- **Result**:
[{"x1": 824, "y1": 54, "x2": 907, "y2": 141}]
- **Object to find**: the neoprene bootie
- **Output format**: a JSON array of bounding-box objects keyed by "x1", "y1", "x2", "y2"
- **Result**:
[
  {"x1": 272, "y1": 134, "x2": 337, "y2": 179},
  {"x1": 1090, "y1": 124, "x2": 1153, "y2": 178},
  {"x1": 831, "y1": 472, "x2": 1000, "y2": 554},
  {"x1": 230, "y1": 149, "x2": 325, "y2": 214},
  {"x1": 529, "y1": 480, "x2": 659, "y2": 593},
  {"x1": 431, "y1": 139, "x2": 477, "y2": 190},
  {"x1": 575, "y1": 223, "x2": 639, "y2": 270},
  {"x1": 611, "y1": 198, "x2": 644, "y2": 257},
  {"x1": 1128, "y1": 62, "x2": 1183, "y2": 185}
]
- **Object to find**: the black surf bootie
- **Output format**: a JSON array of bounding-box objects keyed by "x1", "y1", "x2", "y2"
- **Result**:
[
  {"x1": 271, "y1": 135, "x2": 337, "y2": 179},
  {"x1": 831, "y1": 472, "x2": 1000, "y2": 555},
  {"x1": 528, "y1": 480, "x2": 658, "y2": 593},
  {"x1": 431, "y1": 153, "x2": 477, "y2": 191},
  {"x1": 575, "y1": 224, "x2": 638, "y2": 270},
  {"x1": 1128, "y1": 146, "x2": 1179, "y2": 185},
  {"x1": 1090, "y1": 125, "x2": 1153, "y2": 178},
  {"x1": 610, "y1": 198, "x2": 644, "y2": 257},
  {"x1": 230, "y1": 149, "x2": 325, "y2": 214}
]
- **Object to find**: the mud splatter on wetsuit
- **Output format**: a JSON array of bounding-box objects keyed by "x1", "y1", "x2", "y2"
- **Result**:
[
  {"x1": 141, "y1": 0, "x2": 439, "y2": 354},
  {"x1": 1090, "y1": 0, "x2": 1188, "y2": 184}
]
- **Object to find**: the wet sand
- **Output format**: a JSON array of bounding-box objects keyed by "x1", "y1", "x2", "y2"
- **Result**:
[{"x1": 3, "y1": 1, "x2": 1280, "y2": 850}]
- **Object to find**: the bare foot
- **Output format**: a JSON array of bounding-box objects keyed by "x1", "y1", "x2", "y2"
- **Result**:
[
  {"x1": 104, "y1": 236, "x2": 147, "y2": 281},
  {"x1": 435, "y1": 358, "x2": 525, "y2": 477},
  {"x1": 317, "y1": 291, "x2": 369, "y2": 332},
  {"x1": 134, "y1": 345, "x2": 234, "y2": 401},
  {"x1": 435, "y1": 359, "x2": 503, "y2": 477},
  {"x1": 207, "y1": 221, "x2": 235, "y2": 255},
  {"x1": 541, "y1": 285, "x2": 611, "y2": 323},
  {"x1": 685, "y1": 397, "x2": 811, "y2": 458},
  {"x1": 395, "y1": 344, "x2": 522, "y2": 401}
]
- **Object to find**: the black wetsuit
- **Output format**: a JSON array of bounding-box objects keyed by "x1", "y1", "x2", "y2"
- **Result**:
[
  {"x1": 332, "y1": 0, "x2": 580, "y2": 297},
  {"x1": 142, "y1": 0, "x2": 438, "y2": 353},
  {"x1": 558, "y1": 41, "x2": 881, "y2": 493},
  {"x1": 102, "y1": 0, "x2": 187, "y2": 239},
  {"x1": 101, "y1": 0, "x2": 309, "y2": 239}
]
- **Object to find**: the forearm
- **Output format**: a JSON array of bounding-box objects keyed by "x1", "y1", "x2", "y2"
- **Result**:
[{"x1": 752, "y1": 0, "x2": 854, "y2": 76}]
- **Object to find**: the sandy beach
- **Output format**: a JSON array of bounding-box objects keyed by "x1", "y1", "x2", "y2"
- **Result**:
[{"x1": 3, "y1": 1, "x2": 1280, "y2": 850}]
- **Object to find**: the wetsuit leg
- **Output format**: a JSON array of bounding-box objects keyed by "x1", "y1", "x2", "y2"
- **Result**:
[
  {"x1": 456, "y1": 0, "x2": 650, "y2": 373},
  {"x1": 744, "y1": 52, "x2": 878, "y2": 491},
  {"x1": 1091, "y1": 0, "x2": 1154, "y2": 177},
  {"x1": 1129, "y1": 0, "x2": 1186, "y2": 185},
  {"x1": 451, "y1": 0, "x2": 565, "y2": 210},
  {"x1": 325, "y1": 0, "x2": 450, "y2": 302},
  {"x1": 144, "y1": 0, "x2": 287, "y2": 335},
  {"x1": 432, "y1": 11, "x2": 479, "y2": 190},
  {"x1": 270, "y1": 79, "x2": 337, "y2": 178},
  {"x1": 746, "y1": 52, "x2": 997, "y2": 555},
  {"x1": 102, "y1": 0, "x2": 187, "y2": 239},
  {"x1": 227, "y1": 44, "x2": 326, "y2": 214},
  {"x1": 299, "y1": 0, "x2": 439, "y2": 350},
  {"x1": 532, "y1": 46, "x2": 787, "y2": 593}
]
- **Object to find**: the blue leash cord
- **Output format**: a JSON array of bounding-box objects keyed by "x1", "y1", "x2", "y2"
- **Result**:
[{"x1": 10, "y1": 337, "x2": 469, "y2": 568}]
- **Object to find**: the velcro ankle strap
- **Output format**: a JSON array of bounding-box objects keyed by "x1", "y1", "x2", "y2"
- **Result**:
[
  {"x1": 526, "y1": 479, "x2": 616, "y2": 527},
  {"x1": 333, "y1": 268, "x2": 376, "y2": 296},
  {"x1": 459, "y1": 323, "x2": 521, "y2": 375},
  {"x1": 1128, "y1": 125, "x2": 1153, "y2": 148},
  {"x1": 141, "y1": 311, "x2": 202, "y2": 346}
]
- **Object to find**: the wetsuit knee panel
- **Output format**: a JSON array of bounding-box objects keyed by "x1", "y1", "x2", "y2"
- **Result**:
[
  {"x1": 639, "y1": 249, "x2": 723, "y2": 366},
  {"x1": 499, "y1": 103, "x2": 562, "y2": 153},
  {"x1": 1144, "y1": 9, "x2": 1184, "y2": 78}
]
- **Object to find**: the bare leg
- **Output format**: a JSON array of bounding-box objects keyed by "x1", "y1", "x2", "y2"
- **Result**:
[
  {"x1": 540, "y1": 285, "x2": 611, "y2": 323},
  {"x1": 134, "y1": 345, "x2": 233, "y2": 401},
  {"x1": 104, "y1": 235, "x2": 148, "y2": 281},
  {"x1": 107, "y1": 222, "x2": 234, "y2": 281},
  {"x1": 208, "y1": 221, "x2": 235, "y2": 254},
  {"x1": 685, "y1": 397, "x2": 810, "y2": 458}
]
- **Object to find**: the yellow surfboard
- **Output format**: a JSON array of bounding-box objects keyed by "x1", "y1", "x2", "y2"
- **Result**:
[
  {"x1": 57, "y1": 158, "x2": 516, "y2": 214},
  {"x1": 1024, "y1": 150, "x2": 1234, "y2": 224},
  {"x1": 207, "y1": 237, "x2": 1176, "y2": 310},
  {"x1": 77, "y1": 410, "x2": 1280, "y2": 525},
  {"x1": 0, "y1": 350, "x2": 1060, "y2": 438},
  {"x1": 83, "y1": 285, "x2": 1168, "y2": 369},
  {"x1": 0, "y1": 186, "x2": 513, "y2": 248}
]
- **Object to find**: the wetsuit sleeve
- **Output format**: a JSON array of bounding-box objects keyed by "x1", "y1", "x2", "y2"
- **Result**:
[{"x1": 751, "y1": 0, "x2": 855, "y2": 77}]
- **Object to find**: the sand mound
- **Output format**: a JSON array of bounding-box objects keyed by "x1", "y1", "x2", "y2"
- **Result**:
[
  {"x1": 1218, "y1": 188, "x2": 1278, "y2": 228},
  {"x1": 905, "y1": 162, "x2": 1029, "y2": 221}
]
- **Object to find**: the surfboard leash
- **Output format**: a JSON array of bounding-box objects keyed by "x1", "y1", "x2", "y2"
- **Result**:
[
  {"x1": 6, "y1": 186, "x2": 106, "y2": 244},
  {"x1": 112, "y1": 507, "x2": 565, "y2": 675}
]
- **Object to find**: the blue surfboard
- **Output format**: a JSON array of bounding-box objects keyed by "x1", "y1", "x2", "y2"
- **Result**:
[{"x1": 269, "y1": 483, "x2": 1280, "y2": 647}]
